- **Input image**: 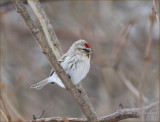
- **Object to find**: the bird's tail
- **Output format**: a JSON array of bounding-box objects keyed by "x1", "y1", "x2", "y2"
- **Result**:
[{"x1": 30, "y1": 78, "x2": 50, "y2": 90}]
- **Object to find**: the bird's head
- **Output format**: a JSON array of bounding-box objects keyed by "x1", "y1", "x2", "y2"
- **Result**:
[{"x1": 69, "y1": 39, "x2": 92, "y2": 60}]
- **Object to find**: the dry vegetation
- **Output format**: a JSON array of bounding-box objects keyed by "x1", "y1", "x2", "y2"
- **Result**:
[{"x1": 0, "y1": 0, "x2": 159, "y2": 122}]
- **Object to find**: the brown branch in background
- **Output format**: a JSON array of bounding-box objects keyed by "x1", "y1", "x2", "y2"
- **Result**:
[
  {"x1": 1, "y1": 82, "x2": 24, "y2": 121},
  {"x1": 115, "y1": 70, "x2": 148, "y2": 103},
  {"x1": 33, "y1": 102, "x2": 159, "y2": 122},
  {"x1": 139, "y1": 0, "x2": 157, "y2": 120},
  {"x1": 0, "y1": 85, "x2": 12, "y2": 121},
  {"x1": 152, "y1": 0, "x2": 159, "y2": 25},
  {"x1": 100, "y1": 68, "x2": 110, "y2": 94},
  {"x1": 0, "y1": 109, "x2": 8, "y2": 122},
  {"x1": 11, "y1": 0, "x2": 98, "y2": 121},
  {"x1": 111, "y1": 19, "x2": 136, "y2": 64},
  {"x1": 0, "y1": 94, "x2": 11, "y2": 121},
  {"x1": 109, "y1": 19, "x2": 148, "y2": 103},
  {"x1": 1, "y1": 93, "x2": 24, "y2": 121}
]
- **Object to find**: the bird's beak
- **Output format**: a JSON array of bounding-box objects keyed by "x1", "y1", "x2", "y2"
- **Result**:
[{"x1": 88, "y1": 51, "x2": 92, "y2": 55}]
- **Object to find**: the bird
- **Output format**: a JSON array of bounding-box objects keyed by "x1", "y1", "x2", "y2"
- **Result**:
[{"x1": 30, "y1": 39, "x2": 92, "y2": 89}]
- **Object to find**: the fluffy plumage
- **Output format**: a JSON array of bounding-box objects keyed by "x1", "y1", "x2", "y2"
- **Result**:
[{"x1": 31, "y1": 39, "x2": 92, "y2": 89}]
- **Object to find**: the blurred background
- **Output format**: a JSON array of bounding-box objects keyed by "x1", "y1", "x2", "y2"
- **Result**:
[{"x1": 1, "y1": 0, "x2": 159, "y2": 121}]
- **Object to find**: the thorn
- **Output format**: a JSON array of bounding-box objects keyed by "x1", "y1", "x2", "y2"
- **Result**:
[
  {"x1": 78, "y1": 89, "x2": 82, "y2": 93},
  {"x1": 38, "y1": 104, "x2": 50, "y2": 119},
  {"x1": 119, "y1": 103, "x2": 124, "y2": 109},
  {"x1": 67, "y1": 74, "x2": 71, "y2": 79},
  {"x1": 42, "y1": 51, "x2": 47, "y2": 54},
  {"x1": 32, "y1": 115, "x2": 37, "y2": 120},
  {"x1": 32, "y1": 104, "x2": 50, "y2": 120}
]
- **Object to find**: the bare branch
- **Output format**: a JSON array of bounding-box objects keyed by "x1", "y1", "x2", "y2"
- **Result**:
[
  {"x1": 115, "y1": 70, "x2": 148, "y2": 103},
  {"x1": 0, "y1": 91, "x2": 12, "y2": 121},
  {"x1": 11, "y1": 0, "x2": 97, "y2": 121},
  {"x1": 139, "y1": 1, "x2": 157, "y2": 119},
  {"x1": 0, "y1": 109, "x2": 8, "y2": 122},
  {"x1": 33, "y1": 102, "x2": 159, "y2": 122},
  {"x1": 1, "y1": 93, "x2": 24, "y2": 121},
  {"x1": 111, "y1": 19, "x2": 136, "y2": 63},
  {"x1": 152, "y1": 0, "x2": 159, "y2": 25},
  {"x1": 109, "y1": 19, "x2": 148, "y2": 103}
]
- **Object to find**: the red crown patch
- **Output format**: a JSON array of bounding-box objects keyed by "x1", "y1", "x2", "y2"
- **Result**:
[{"x1": 84, "y1": 43, "x2": 90, "y2": 48}]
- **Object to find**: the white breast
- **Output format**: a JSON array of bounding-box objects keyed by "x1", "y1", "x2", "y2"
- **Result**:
[
  {"x1": 70, "y1": 60, "x2": 90, "y2": 84},
  {"x1": 48, "y1": 56, "x2": 90, "y2": 88}
]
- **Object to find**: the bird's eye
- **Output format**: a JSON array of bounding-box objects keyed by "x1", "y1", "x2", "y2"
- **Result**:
[
  {"x1": 82, "y1": 49, "x2": 89, "y2": 53},
  {"x1": 82, "y1": 49, "x2": 86, "y2": 51}
]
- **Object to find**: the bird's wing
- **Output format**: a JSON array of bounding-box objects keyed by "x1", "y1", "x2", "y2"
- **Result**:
[{"x1": 49, "y1": 54, "x2": 67, "y2": 76}]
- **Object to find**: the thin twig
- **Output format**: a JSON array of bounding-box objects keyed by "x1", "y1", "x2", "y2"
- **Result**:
[
  {"x1": 109, "y1": 19, "x2": 148, "y2": 102},
  {"x1": 0, "y1": 92, "x2": 11, "y2": 121},
  {"x1": 100, "y1": 68, "x2": 110, "y2": 94},
  {"x1": 32, "y1": 104, "x2": 49, "y2": 120},
  {"x1": 152, "y1": 0, "x2": 159, "y2": 25},
  {"x1": 139, "y1": 1, "x2": 156, "y2": 120},
  {"x1": 111, "y1": 19, "x2": 136, "y2": 64},
  {"x1": 115, "y1": 69, "x2": 148, "y2": 103},
  {"x1": 38, "y1": 105, "x2": 49, "y2": 119},
  {"x1": 0, "y1": 109, "x2": 8, "y2": 122},
  {"x1": 2, "y1": 93, "x2": 24, "y2": 121}
]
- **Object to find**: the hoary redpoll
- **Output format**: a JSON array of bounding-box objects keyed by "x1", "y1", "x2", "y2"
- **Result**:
[{"x1": 31, "y1": 39, "x2": 92, "y2": 89}]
